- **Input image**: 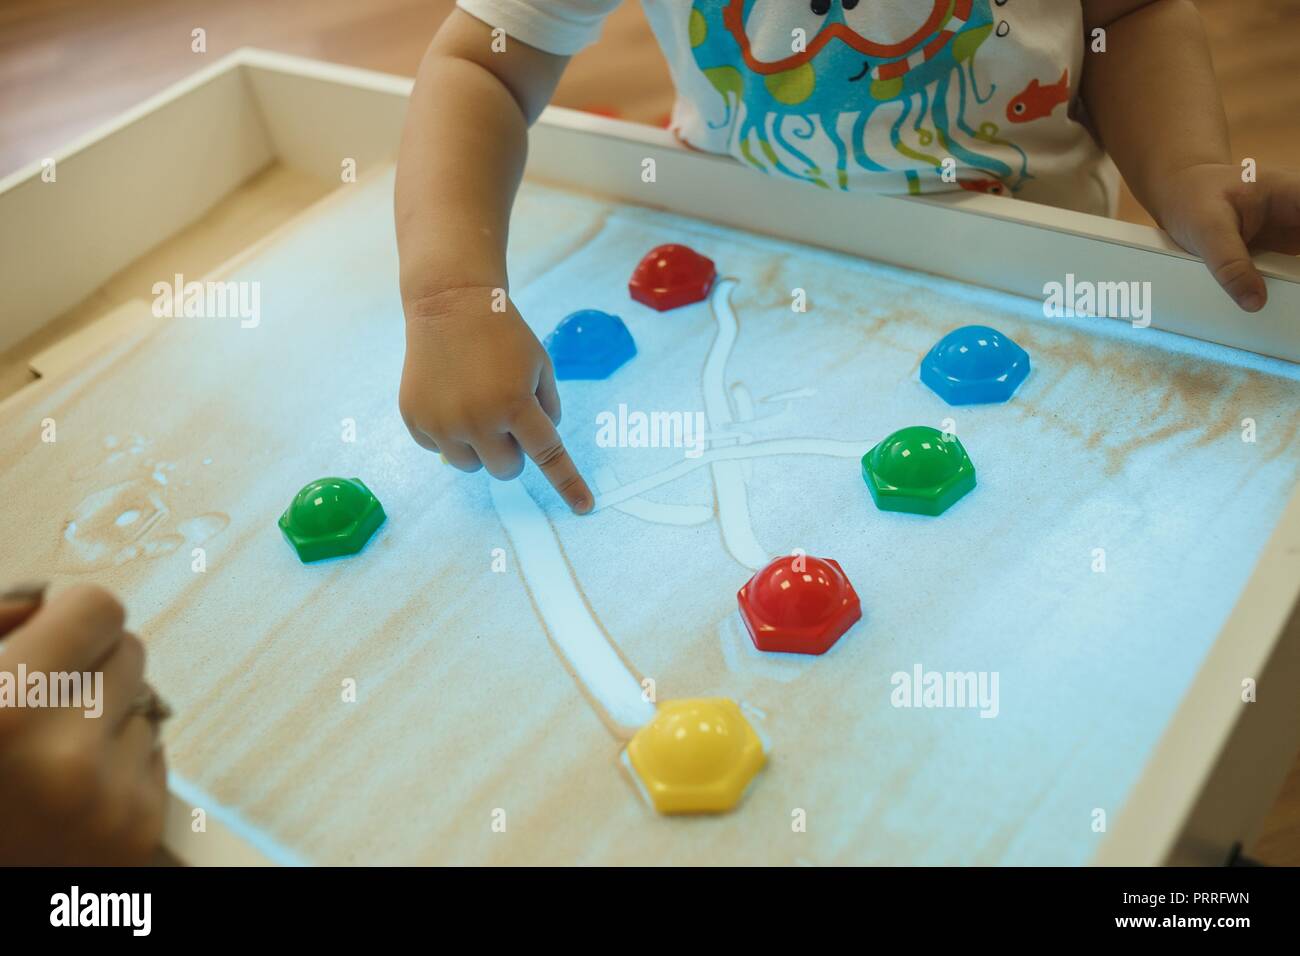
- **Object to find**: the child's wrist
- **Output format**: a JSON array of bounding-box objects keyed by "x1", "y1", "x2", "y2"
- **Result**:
[
  {"x1": 1146, "y1": 161, "x2": 1223, "y2": 226},
  {"x1": 400, "y1": 254, "x2": 508, "y2": 316},
  {"x1": 402, "y1": 282, "x2": 509, "y2": 326},
  {"x1": 1139, "y1": 149, "x2": 1231, "y2": 207},
  {"x1": 396, "y1": 226, "x2": 508, "y2": 318}
]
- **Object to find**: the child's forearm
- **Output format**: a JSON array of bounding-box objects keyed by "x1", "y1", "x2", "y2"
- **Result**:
[
  {"x1": 395, "y1": 52, "x2": 527, "y2": 308},
  {"x1": 1081, "y1": 0, "x2": 1230, "y2": 221},
  {"x1": 395, "y1": 14, "x2": 567, "y2": 312}
]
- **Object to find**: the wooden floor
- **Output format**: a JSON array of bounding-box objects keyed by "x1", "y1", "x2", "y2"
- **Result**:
[{"x1": 1, "y1": 0, "x2": 1297, "y2": 865}]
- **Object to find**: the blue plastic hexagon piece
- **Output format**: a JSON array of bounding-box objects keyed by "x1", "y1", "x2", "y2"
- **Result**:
[
  {"x1": 920, "y1": 325, "x2": 1030, "y2": 406},
  {"x1": 544, "y1": 310, "x2": 637, "y2": 380}
]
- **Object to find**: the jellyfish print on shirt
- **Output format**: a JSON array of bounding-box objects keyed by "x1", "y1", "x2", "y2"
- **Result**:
[{"x1": 687, "y1": 0, "x2": 1033, "y2": 196}]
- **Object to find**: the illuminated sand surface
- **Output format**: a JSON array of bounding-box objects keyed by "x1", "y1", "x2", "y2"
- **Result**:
[{"x1": 1, "y1": 168, "x2": 1298, "y2": 864}]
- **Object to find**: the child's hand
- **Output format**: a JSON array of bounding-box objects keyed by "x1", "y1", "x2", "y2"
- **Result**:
[
  {"x1": 0, "y1": 585, "x2": 167, "y2": 865},
  {"x1": 1153, "y1": 164, "x2": 1300, "y2": 313},
  {"x1": 400, "y1": 287, "x2": 593, "y2": 514}
]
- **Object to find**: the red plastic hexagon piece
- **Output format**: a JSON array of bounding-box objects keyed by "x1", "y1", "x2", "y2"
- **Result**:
[
  {"x1": 629, "y1": 243, "x2": 716, "y2": 311},
  {"x1": 737, "y1": 555, "x2": 861, "y2": 655}
]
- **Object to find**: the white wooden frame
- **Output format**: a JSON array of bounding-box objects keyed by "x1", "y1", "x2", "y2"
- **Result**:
[{"x1": 2, "y1": 48, "x2": 1296, "y2": 866}]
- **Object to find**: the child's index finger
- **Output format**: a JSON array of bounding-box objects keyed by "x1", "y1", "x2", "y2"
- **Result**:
[{"x1": 511, "y1": 401, "x2": 594, "y2": 515}]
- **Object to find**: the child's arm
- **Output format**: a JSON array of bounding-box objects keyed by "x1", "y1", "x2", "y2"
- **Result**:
[
  {"x1": 1082, "y1": 0, "x2": 1300, "y2": 312},
  {"x1": 396, "y1": 10, "x2": 593, "y2": 513}
]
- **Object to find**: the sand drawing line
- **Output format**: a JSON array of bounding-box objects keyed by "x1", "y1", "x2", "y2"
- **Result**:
[
  {"x1": 490, "y1": 477, "x2": 656, "y2": 737},
  {"x1": 592, "y1": 466, "x2": 713, "y2": 525},
  {"x1": 762, "y1": 387, "x2": 816, "y2": 403},
  {"x1": 590, "y1": 437, "x2": 871, "y2": 511},
  {"x1": 703, "y1": 279, "x2": 769, "y2": 571}
]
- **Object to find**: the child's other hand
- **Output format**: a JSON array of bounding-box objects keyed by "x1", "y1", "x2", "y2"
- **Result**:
[
  {"x1": 1153, "y1": 164, "x2": 1300, "y2": 313},
  {"x1": 400, "y1": 287, "x2": 594, "y2": 514},
  {"x1": 0, "y1": 585, "x2": 167, "y2": 865}
]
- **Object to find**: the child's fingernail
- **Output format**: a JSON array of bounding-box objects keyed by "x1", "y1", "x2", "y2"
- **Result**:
[
  {"x1": 573, "y1": 496, "x2": 591, "y2": 514},
  {"x1": 1241, "y1": 292, "x2": 1264, "y2": 312}
]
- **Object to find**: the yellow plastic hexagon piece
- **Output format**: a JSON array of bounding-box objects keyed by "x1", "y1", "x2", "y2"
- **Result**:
[{"x1": 626, "y1": 698, "x2": 766, "y2": 814}]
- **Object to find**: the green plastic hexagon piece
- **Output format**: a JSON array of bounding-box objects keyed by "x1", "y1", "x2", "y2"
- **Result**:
[
  {"x1": 861, "y1": 426, "x2": 976, "y2": 517},
  {"x1": 279, "y1": 477, "x2": 386, "y2": 563}
]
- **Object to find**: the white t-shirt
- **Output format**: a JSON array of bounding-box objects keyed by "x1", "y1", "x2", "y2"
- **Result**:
[{"x1": 457, "y1": 0, "x2": 1118, "y2": 216}]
